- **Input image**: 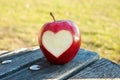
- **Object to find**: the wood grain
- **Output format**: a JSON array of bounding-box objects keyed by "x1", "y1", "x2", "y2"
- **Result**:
[
  {"x1": 0, "y1": 47, "x2": 39, "y2": 62},
  {"x1": 0, "y1": 48, "x2": 43, "y2": 78},
  {"x1": 1, "y1": 48, "x2": 99, "y2": 80},
  {"x1": 70, "y1": 58, "x2": 120, "y2": 79}
]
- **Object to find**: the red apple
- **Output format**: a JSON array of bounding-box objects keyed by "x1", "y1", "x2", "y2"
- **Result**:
[{"x1": 38, "y1": 12, "x2": 81, "y2": 64}]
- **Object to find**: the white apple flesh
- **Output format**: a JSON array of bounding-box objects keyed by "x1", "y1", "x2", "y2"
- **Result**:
[{"x1": 42, "y1": 30, "x2": 73, "y2": 58}]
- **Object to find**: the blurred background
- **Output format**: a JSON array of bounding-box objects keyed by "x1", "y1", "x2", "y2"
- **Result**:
[{"x1": 0, "y1": 0, "x2": 120, "y2": 64}]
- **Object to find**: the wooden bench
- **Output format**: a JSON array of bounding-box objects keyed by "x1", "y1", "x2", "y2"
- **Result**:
[{"x1": 0, "y1": 47, "x2": 120, "y2": 80}]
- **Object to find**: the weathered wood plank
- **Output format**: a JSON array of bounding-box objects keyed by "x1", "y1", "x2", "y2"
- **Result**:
[
  {"x1": 0, "y1": 51, "x2": 8, "y2": 55},
  {"x1": 0, "y1": 48, "x2": 43, "y2": 78},
  {"x1": 0, "y1": 47, "x2": 39, "y2": 62},
  {"x1": 2, "y1": 48, "x2": 99, "y2": 80},
  {"x1": 70, "y1": 58, "x2": 120, "y2": 79}
]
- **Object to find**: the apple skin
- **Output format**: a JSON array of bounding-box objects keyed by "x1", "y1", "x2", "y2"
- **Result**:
[{"x1": 38, "y1": 20, "x2": 81, "y2": 64}]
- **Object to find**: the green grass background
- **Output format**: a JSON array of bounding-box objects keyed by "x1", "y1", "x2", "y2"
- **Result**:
[{"x1": 0, "y1": 0, "x2": 120, "y2": 64}]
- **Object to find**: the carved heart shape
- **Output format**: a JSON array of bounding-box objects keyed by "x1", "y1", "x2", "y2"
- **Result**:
[{"x1": 42, "y1": 30, "x2": 73, "y2": 58}]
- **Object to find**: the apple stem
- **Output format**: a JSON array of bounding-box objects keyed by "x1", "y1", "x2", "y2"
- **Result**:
[{"x1": 50, "y1": 12, "x2": 56, "y2": 22}]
